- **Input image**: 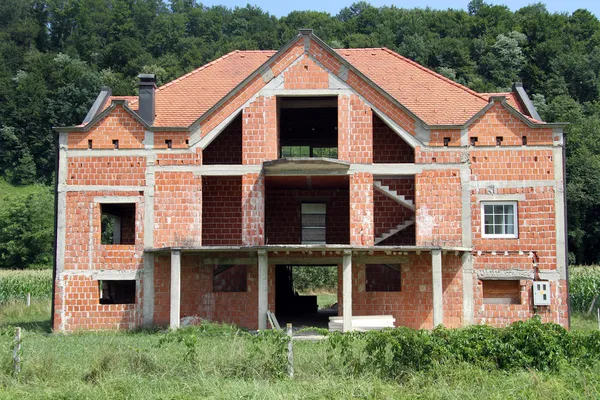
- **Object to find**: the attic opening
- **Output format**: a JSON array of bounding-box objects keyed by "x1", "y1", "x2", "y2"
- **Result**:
[
  {"x1": 372, "y1": 114, "x2": 414, "y2": 163},
  {"x1": 100, "y1": 203, "x2": 136, "y2": 245},
  {"x1": 278, "y1": 96, "x2": 338, "y2": 159}
]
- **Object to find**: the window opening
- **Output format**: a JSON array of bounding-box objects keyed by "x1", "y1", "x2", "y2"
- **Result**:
[
  {"x1": 366, "y1": 264, "x2": 401, "y2": 291},
  {"x1": 301, "y1": 203, "x2": 326, "y2": 244},
  {"x1": 99, "y1": 280, "x2": 136, "y2": 304},
  {"x1": 101, "y1": 203, "x2": 136, "y2": 245},
  {"x1": 88, "y1": 140, "x2": 93, "y2": 149},
  {"x1": 165, "y1": 139, "x2": 172, "y2": 149},
  {"x1": 482, "y1": 280, "x2": 520, "y2": 304},
  {"x1": 112, "y1": 139, "x2": 119, "y2": 149}
]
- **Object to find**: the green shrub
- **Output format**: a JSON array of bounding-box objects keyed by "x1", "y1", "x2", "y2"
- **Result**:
[
  {"x1": 325, "y1": 317, "x2": 600, "y2": 379},
  {"x1": 569, "y1": 265, "x2": 600, "y2": 313},
  {"x1": 0, "y1": 269, "x2": 52, "y2": 303},
  {"x1": 292, "y1": 266, "x2": 337, "y2": 292}
]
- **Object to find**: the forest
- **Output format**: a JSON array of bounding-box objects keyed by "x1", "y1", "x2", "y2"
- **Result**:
[{"x1": 1, "y1": 0, "x2": 600, "y2": 267}]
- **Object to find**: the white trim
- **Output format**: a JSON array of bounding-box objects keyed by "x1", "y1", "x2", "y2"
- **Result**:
[{"x1": 480, "y1": 201, "x2": 518, "y2": 239}]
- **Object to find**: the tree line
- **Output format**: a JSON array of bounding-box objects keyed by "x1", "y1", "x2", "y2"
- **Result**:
[{"x1": 1, "y1": 0, "x2": 600, "y2": 266}]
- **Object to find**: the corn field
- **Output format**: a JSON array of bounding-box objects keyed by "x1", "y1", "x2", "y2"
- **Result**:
[
  {"x1": 0, "y1": 269, "x2": 52, "y2": 303},
  {"x1": 569, "y1": 266, "x2": 600, "y2": 314}
]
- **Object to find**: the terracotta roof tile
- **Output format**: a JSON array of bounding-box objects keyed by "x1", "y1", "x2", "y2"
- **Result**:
[
  {"x1": 143, "y1": 50, "x2": 276, "y2": 127},
  {"x1": 335, "y1": 48, "x2": 489, "y2": 125}
]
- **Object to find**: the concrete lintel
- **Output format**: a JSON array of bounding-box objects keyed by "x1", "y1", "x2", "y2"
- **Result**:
[
  {"x1": 91, "y1": 270, "x2": 139, "y2": 280},
  {"x1": 342, "y1": 250, "x2": 352, "y2": 332},
  {"x1": 538, "y1": 270, "x2": 561, "y2": 281},
  {"x1": 258, "y1": 250, "x2": 268, "y2": 330},
  {"x1": 355, "y1": 256, "x2": 408, "y2": 264},
  {"x1": 469, "y1": 180, "x2": 555, "y2": 190},
  {"x1": 60, "y1": 185, "x2": 145, "y2": 193},
  {"x1": 476, "y1": 194, "x2": 527, "y2": 202},
  {"x1": 170, "y1": 250, "x2": 181, "y2": 329},
  {"x1": 93, "y1": 196, "x2": 140, "y2": 203},
  {"x1": 431, "y1": 249, "x2": 443, "y2": 327},
  {"x1": 188, "y1": 165, "x2": 262, "y2": 176},
  {"x1": 477, "y1": 269, "x2": 534, "y2": 280}
]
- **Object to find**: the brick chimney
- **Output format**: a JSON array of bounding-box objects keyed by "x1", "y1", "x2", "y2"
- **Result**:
[{"x1": 138, "y1": 74, "x2": 156, "y2": 125}]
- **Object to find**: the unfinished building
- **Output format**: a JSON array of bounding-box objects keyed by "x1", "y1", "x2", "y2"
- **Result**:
[{"x1": 52, "y1": 30, "x2": 569, "y2": 332}]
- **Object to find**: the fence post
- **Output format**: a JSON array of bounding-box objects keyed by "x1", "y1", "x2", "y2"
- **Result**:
[
  {"x1": 26, "y1": 293, "x2": 31, "y2": 307},
  {"x1": 287, "y1": 323, "x2": 294, "y2": 378},
  {"x1": 13, "y1": 327, "x2": 21, "y2": 376}
]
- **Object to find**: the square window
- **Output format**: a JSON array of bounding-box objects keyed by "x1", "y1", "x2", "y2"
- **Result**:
[
  {"x1": 481, "y1": 201, "x2": 518, "y2": 238},
  {"x1": 99, "y1": 280, "x2": 136, "y2": 304},
  {"x1": 366, "y1": 264, "x2": 401, "y2": 292},
  {"x1": 213, "y1": 265, "x2": 247, "y2": 292}
]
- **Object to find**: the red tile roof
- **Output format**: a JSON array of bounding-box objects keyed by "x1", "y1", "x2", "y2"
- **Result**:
[
  {"x1": 97, "y1": 46, "x2": 536, "y2": 128},
  {"x1": 337, "y1": 48, "x2": 489, "y2": 125}
]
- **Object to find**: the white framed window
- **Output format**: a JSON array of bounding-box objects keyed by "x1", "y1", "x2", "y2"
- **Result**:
[{"x1": 481, "y1": 201, "x2": 518, "y2": 238}]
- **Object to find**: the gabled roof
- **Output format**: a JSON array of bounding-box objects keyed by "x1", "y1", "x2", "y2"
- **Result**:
[{"x1": 66, "y1": 31, "x2": 564, "y2": 133}]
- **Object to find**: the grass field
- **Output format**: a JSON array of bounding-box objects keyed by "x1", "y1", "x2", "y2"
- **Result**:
[{"x1": 1, "y1": 298, "x2": 599, "y2": 399}]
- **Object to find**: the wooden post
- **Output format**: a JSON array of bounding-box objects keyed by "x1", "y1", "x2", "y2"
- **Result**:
[
  {"x1": 13, "y1": 327, "x2": 21, "y2": 376},
  {"x1": 26, "y1": 293, "x2": 31, "y2": 307},
  {"x1": 287, "y1": 323, "x2": 294, "y2": 378}
]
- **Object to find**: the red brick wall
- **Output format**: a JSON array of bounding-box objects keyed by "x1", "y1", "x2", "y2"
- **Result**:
[
  {"x1": 154, "y1": 255, "x2": 260, "y2": 329},
  {"x1": 202, "y1": 176, "x2": 242, "y2": 246},
  {"x1": 338, "y1": 94, "x2": 373, "y2": 163},
  {"x1": 415, "y1": 169, "x2": 462, "y2": 247},
  {"x1": 153, "y1": 132, "x2": 189, "y2": 149},
  {"x1": 67, "y1": 156, "x2": 145, "y2": 186},
  {"x1": 265, "y1": 188, "x2": 350, "y2": 244},
  {"x1": 470, "y1": 150, "x2": 554, "y2": 181},
  {"x1": 242, "y1": 173, "x2": 265, "y2": 246},
  {"x1": 283, "y1": 54, "x2": 329, "y2": 89},
  {"x1": 154, "y1": 172, "x2": 202, "y2": 248},
  {"x1": 68, "y1": 105, "x2": 145, "y2": 149},
  {"x1": 155, "y1": 151, "x2": 202, "y2": 166},
  {"x1": 372, "y1": 114, "x2": 415, "y2": 163},
  {"x1": 469, "y1": 103, "x2": 554, "y2": 146},
  {"x1": 242, "y1": 97, "x2": 278, "y2": 164},
  {"x1": 203, "y1": 115, "x2": 242, "y2": 164}
]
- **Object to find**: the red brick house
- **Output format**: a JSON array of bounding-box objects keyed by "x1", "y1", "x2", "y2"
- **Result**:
[{"x1": 52, "y1": 30, "x2": 569, "y2": 332}]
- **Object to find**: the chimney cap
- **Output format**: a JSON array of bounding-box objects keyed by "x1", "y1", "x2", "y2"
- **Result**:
[{"x1": 138, "y1": 73, "x2": 156, "y2": 82}]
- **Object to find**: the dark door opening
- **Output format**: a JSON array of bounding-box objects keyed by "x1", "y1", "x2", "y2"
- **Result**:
[{"x1": 275, "y1": 265, "x2": 338, "y2": 329}]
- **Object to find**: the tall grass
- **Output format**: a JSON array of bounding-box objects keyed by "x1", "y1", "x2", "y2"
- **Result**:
[{"x1": 0, "y1": 269, "x2": 52, "y2": 303}]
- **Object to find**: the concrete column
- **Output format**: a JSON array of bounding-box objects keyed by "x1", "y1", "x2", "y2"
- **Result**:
[
  {"x1": 342, "y1": 250, "x2": 353, "y2": 332},
  {"x1": 432, "y1": 249, "x2": 443, "y2": 327},
  {"x1": 461, "y1": 252, "x2": 474, "y2": 326},
  {"x1": 142, "y1": 253, "x2": 155, "y2": 327},
  {"x1": 258, "y1": 250, "x2": 268, "y2": 330},
  {"x1": 170, "y1": 250, "x2": 181, "y2": 329}
]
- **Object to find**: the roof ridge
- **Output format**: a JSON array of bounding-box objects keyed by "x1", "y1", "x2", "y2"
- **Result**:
[{"x1": 378, "y1": 47, "x2": 489, "y2": 102}]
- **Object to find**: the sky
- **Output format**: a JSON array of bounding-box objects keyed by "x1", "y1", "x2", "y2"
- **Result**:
[{"x1": 195, "y1": 0, "x2": 599, "y2": 18}]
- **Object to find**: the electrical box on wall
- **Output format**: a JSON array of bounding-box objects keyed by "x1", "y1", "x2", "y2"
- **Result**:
[{"x1": 533, "y1": 281, "x2": 551, "y2": 306}]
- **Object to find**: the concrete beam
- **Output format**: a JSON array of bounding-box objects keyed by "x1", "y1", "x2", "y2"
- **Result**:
[
  {"x1": 476, "y1": 269, "x2": 534, "y2": 280},
  {"x1": 170, "y1": 250, "x2": 181, "y2": 329},
  {"x1": 342, "y1": 250, "x2": 352, "y2": 332},
  {"x1": 258, "y1": 250, "x2": 268, "y2": 330},
  {"x1": 432, "y1": 249, "x2": 443, "y2": 327}
]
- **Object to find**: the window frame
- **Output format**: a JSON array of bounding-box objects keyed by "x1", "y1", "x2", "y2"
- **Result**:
[{"x1": 480, "y1": 201, "x2": 518, "y2": 239}]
